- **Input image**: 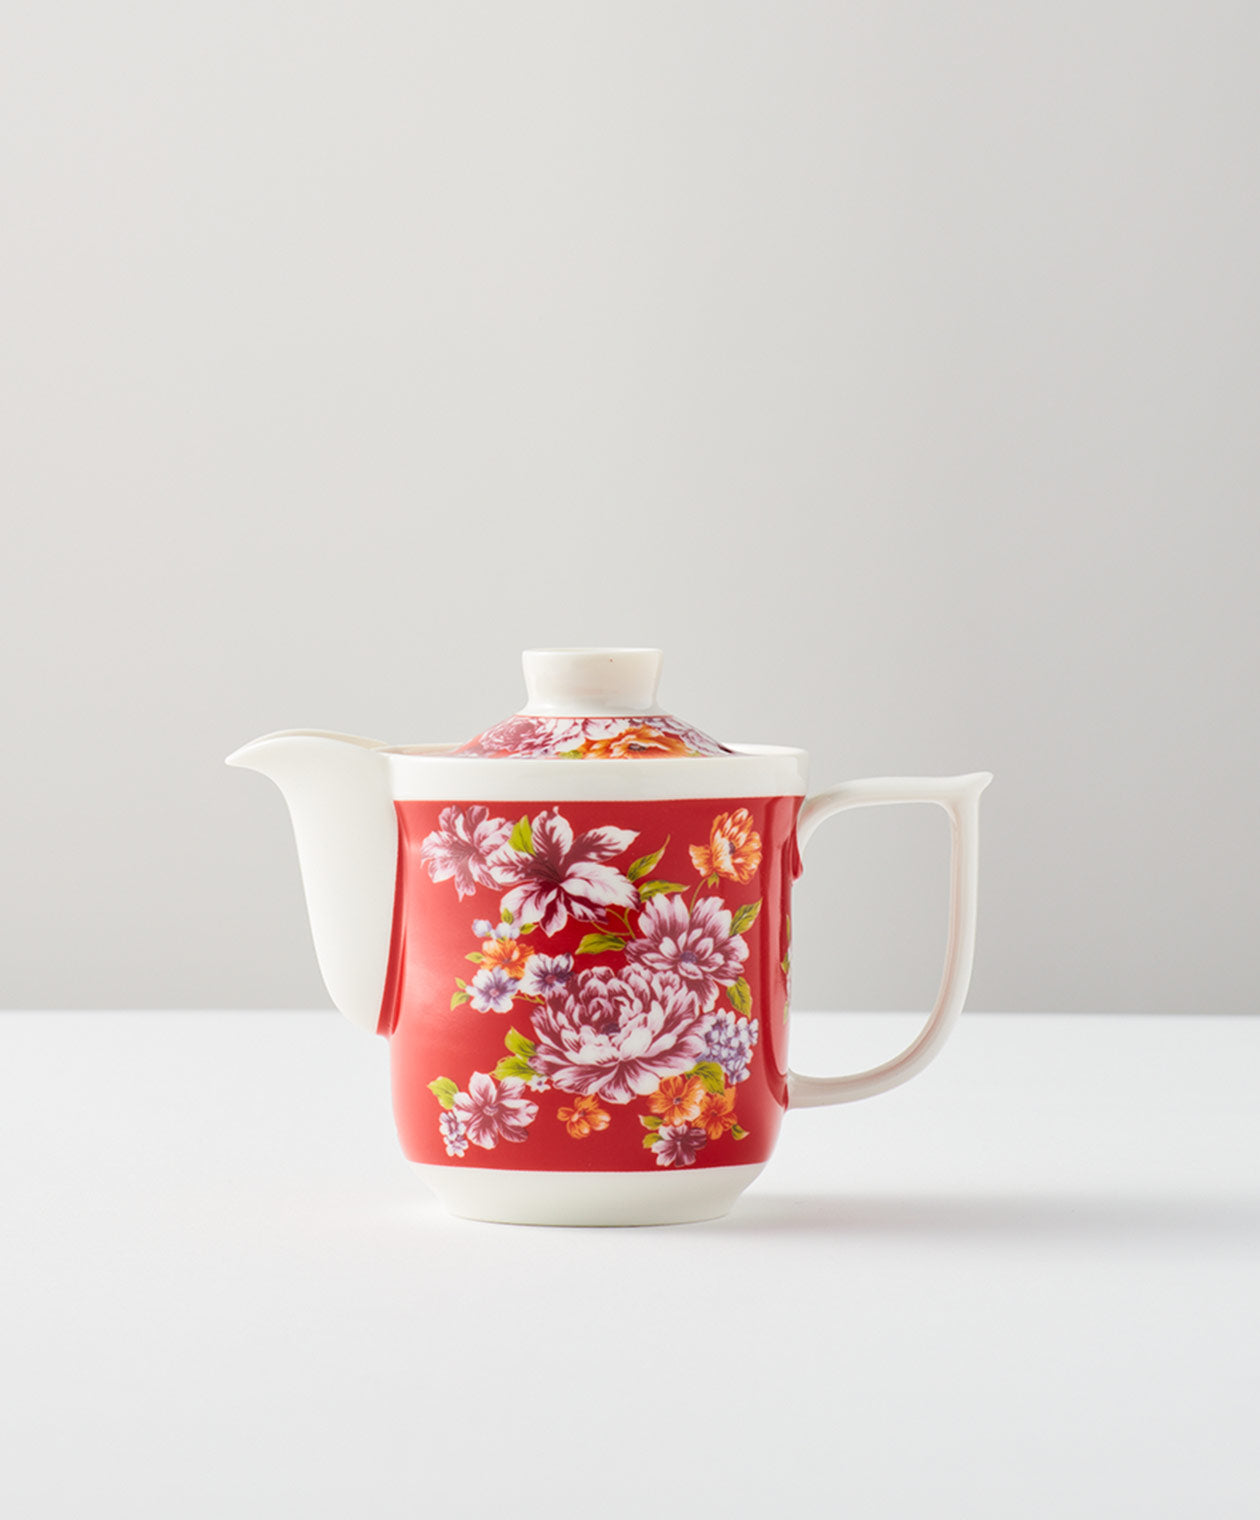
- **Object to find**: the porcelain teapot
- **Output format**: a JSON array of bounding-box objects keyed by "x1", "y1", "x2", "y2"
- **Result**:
[{"x1": 228, "y1": 647, "x2": 991, "y2": 1226}]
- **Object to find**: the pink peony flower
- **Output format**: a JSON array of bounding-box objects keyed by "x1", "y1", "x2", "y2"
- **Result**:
[
  {"x1": 457, "y1": 716, "x2": 588, "y2": 757},
  {"x1": 451, "y1": 1072, "x2": 539, "y2": 1148},
  {"x1": 419, "y1": 806, "x2": 512, "y2": 899},
  {"x1": 529, "y1": 964, "x2": 715, "y2": 1104},
  {"x1": 651, "y1": 1124, "x2": 708, "y2": 1168},
  {"x1": 624, "y1": 895, "x2": 749, "y2": 1012},
  {"x1": 490, "y1": 808, "x2": 638, "y2": 935}
]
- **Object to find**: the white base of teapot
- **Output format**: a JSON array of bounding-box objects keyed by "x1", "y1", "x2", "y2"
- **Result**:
[{"x1": 413, "y1": 1162, "x2": 767, "y2": 1227}]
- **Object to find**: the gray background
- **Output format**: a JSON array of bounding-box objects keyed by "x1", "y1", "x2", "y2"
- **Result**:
[{"x1": 3, "y1": 2, "x2": 1257, "y2": 1014}]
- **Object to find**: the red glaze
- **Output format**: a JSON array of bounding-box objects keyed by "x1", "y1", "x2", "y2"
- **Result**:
[{"x1": 383, "y1": 796, "x2": 802, "y2": 1173}]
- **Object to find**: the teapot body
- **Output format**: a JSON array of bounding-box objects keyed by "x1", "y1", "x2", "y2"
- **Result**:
[{"x1": 383, "y1": 792, "x2": 802, "y2": 1190}]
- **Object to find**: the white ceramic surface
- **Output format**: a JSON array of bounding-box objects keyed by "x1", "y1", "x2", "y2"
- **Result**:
[{"x1": 6, "y1": 1011, "x2": 1258, "y2": 1518}]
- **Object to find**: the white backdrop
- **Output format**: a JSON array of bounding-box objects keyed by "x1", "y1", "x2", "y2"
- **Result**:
[{"x1": 3, "y1": 3, "x2": 1257, "y2": 1013}]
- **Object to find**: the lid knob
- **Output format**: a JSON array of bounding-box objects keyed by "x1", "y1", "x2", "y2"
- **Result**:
[{"x1": 520, "y1": 648, "x2": 664, "y2": 717}]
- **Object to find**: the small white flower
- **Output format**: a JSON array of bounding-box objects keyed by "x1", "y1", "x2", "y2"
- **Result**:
[
  {"x1": 452, "y1": 1072, "x2": 539, "y2": 1148},
  {"x1": 468, "y1": 966, "x2": 515, "y2": 1014},
  {"x1": 518, "y1": 952, "x2": 574, "y2": 999}
]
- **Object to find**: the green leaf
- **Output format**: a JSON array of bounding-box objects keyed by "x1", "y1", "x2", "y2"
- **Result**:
[
  {"x1": 731, "y1": 1123, "x2": 749, "y2": 1141},
  {"x1": 728, "y1": 977, "x2": 752, "y2": 1015},
  {"x1": 500, "y1": 906, "x2": 514, "y2": 924},
  {"x1": 519, "y1": 922, "x2": 538, "y2": 935},
  {"x1": 639, "y1": 1114, "x2": 662, "y2": 1130},
  {"x1": 576, "y1": 932, "x2": 627, "y2": 955},
  {"x1": 730, "y1": 899, "x2": 762, "y2": 934},
  {"x1": 643, "y1": 1131, "x2": 661, "y2": 1149},
  {"x1": 627, "y1": 840, "x2": 669, "y2": 883},
  {"x1": 449, "y1": 990, "x2": 470, "y2": 1010},
  {"x1": 455, "y1": 977, "x2": 467, "y2": 989},
  {"x1": 505, "y1": 1027, "x2": 536, "y2": 1060},
  {"x1": 493, "y1": 1055, "x2": 536, "y2": 1082},
  {"x1": 784, "y1": 914, "x2": 792, "y2": 946},
  {"x1": 508, "y1": 816, "x2": 534, "y2": 855},
  {"x1": 428, "y1": 1077, "x2": 459, "y2": 1110},
  {"x1": 638, "y1": 880, "x2": 687, "y2": 901},
  {"x1": 466, "y1": 951, "x2": 486, "y2": 963},
  {"x1": 689, "y1": 1061, "x2": 726, "y2": 1095}
]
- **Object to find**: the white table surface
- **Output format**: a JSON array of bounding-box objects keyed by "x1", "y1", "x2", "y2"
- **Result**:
[{"x1": 3, "y1": 1011, "x2": 1258, "y2": 1518}]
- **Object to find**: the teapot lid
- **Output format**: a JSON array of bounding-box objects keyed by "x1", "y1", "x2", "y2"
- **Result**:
[{"x1": 454, "y1": 648, "x2": 731, "y2": 759}]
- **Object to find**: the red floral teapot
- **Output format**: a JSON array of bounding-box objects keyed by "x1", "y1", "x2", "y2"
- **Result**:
[{"x1": 228, "y1": 648, "x2": 991, "y2": 1225}]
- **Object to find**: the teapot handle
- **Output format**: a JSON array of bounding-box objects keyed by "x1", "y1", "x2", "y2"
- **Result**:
[{"x1": 787, "y1": 772, "x2": 993, "y2": 1108}]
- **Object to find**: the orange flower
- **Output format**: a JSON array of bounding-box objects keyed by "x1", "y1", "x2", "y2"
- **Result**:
[
  {"x1": 558, "y1": 1094, "x2": 611, "y2": 1139},
  {"x1": 694, "y1": 1088, "x2": 738, "y2": 1140},
  {"x1": 480, "y1": 937, "x2": 534, "y2": 980},
  {"x1": 647, "y1": 1074, "x2": 705, "y2": 1125},
  {"x1": 689, "y1": 809, "x2": 762, "y2": 883},
  {"x1": 582, "y1": 725, "x2": 694, "y2": 759}
]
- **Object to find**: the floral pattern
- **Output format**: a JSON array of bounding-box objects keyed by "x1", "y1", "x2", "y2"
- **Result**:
[
  {"x1": 419, "y1": 806, "x2": 512, "y2": 899},
  {"x1": 491, "y1": 809, "x2": 640, "y2": 935},
  {"x1": 451, "y1": 1072, "x2": 539, "y2": 1148},
  {"x1": 650, "y1": 1124, "x2": 708, "y2": 1168},
  {"x1": 558, "y1": 1094, "x2": 611, "y2": 1139},
  {"x1": 529, "y1": 964, "x2": 714, "y2": 1103},
  {"x1": 690, "y1": 808, "x2": 763, "y2": 883},
  {"x1": 647, "y1": 1074, "x2": 706, "y2": 1125},
  {"x1": 693, "y1": 1087, "x2": 739, "y2": 1141},
  {"x1": 478, "y1": 934, "x2": 534, "y2": 979},
  {"x1": 704, "y1": 1010, "x2": 761, "y2": 1085},
  {"x1": 624, "y1": 894, "x2": 748, "y2": 1013},
  {"x1": 455, "y1": 713, "x2": 729, "y2": 759},
  {"x1": 467, "y1": 966, "x2": 518, "y2": 1014},
  {"x1": 439, "y1": 1110, "x2": 469, "y2": 1157},
  {"x1": 581, "y1": 725, "x2": 695, "y2": 759},
  {"x1": 518, "y1": 952, "x2": 573, "y2": 998},
  {"x1": 426, "y1": 805, "x2": 764, "y2": 1168}
]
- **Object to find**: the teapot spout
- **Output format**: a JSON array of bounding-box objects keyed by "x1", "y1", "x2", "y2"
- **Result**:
[{"x1": 227, "y1": 731, "x2": 398, "y2": 1034}]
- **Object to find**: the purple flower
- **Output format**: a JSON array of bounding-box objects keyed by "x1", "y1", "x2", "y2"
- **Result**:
[
  {"x1": 468, "y1": 966, "x2": 516, "y2": 1014},
  {"x1": 439, "y1": 1110, "x2": 469, "y2": 1157},
  {"x1": 452, "y1": 1072, "x2": 539, "y2": 1148},
  {"x1": 419, "y1": 806, "x2": 512, "y2": 899},
  {"x1": 490, "y1": 808, "x2": 638, "y2": 935},
  {"x1": 471, "y1": 918, "x2": 494, "y2": 938},
  {"x1": 625, "y1": 895, "x2": 749, "y2": 1013},
  {"x1": 530, "y1": 964, "x2": 715, "y2": 1104},
  {"x1": 652, "y1": 1124, "x2": 708, "y2": 1168},
  {"x1": 704, "y1": 1011, "x2": 760, "y2": 1084},
  {"x1": 518, "y1": 952, "x2": 574, "y2": 998}
]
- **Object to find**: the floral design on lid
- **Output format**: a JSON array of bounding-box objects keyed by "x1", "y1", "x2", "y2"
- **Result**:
[
  {"x1": 454, "y1": 649, "x2": 731, "y2": 759},
  {"x1": 456, "y1": 712, "x2": 728, "y2": 759}
]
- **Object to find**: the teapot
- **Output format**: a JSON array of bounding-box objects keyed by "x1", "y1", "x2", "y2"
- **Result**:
[{"x1": 228, "y1": 647, "x2": 991, "y2": 1225}]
